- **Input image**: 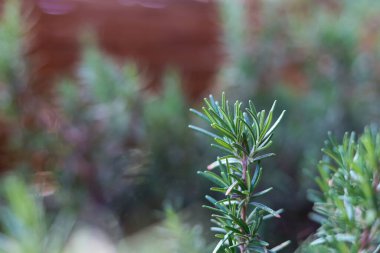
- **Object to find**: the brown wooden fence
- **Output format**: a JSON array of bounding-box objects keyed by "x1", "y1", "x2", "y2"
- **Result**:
[{"x1": 21, "y1": 0, "x2": 223, "y2": 101}]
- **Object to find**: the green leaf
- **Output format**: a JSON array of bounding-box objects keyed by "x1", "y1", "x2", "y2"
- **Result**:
[
  {"x1": 260, "y1": 100, "x2": 276, "y2": 139},
  {"x1": 211, "y1": 227, "x2": 226, "y2": 233},
  {"x1": 198, "y1": 171, "x2": 228, "y2": 187},
  {"x1": 213, "y1": 231, "x2": 233, "y2": 253},
  {"x1": 251, "y1": 164, "x2": 262, "y2": 190},
  {"x1": 225, "y1": 181, "x2": 239, "y2": 196},
  {"x1": 249, "y1": 202, "x2": 280, "y2": 218},
  {"x1": 203, "y1": 205, "x2": 227, "y2": 215},
  {"x1": 189, "y1": 108, "x2": 209, "y2": 122},
  {"x1": 228, "y1": 214, "x2": 250, "y2": 234},
  {"x1": 207, "y1": 158, "x2": 241, "y2": 170},
  {"x1": 252, "y1": 187, "x2": 273, "y2": 198},
  {"x1": 214, "y1": 138, "x2": 233, "y2": 151},
  {"x1": 251, "y1": 153, "x2": 275, "y2": 162},
  {"x1": 206, "y1": 195, "x2": 228, "y2": 212},
  {"x1": 258, "y1": 134, "x2": 273, "y2": 150},
  {"x1": 203, "y1": 97, "x2": 214, "y2": 111},
  {"x1": 246, "y1": 109, "x2": 260, "y2": 140},
  {"x1": 248, "y1": 100, "x2": 258, "y2": 115},
  {"x1": 270, "y1": 240, "x2": 291, "y2": 252},
  {"x1": 211, "y1": 143, "x2": 234, "y2": 154},
  {"x1": 321, "y1": 147, "x2": 343, "y2": 168},
  {"x1": 258, "y1": 110, "x2": 266, "y2": 131},
  {"x1": 221, "y1": 92, "x2": 226, "y2": 111},
  {"x1": 224, "y1": 225, "x2": 243, "y2": 235},
  {"x1": 212, "y1": 123, "x2": 237, "y2": 141},
  {"x1": 189, "y1": 125, "x2": 219, "y2": 139},
  {"x1": 240, "y1": 117, "x2": 257, "y2": 144},
  {"x1": 263, "y1": 209, "x2": 283, "y2": 220},
  {"x1": 209, "y1": 94, "x2": 218, "y2": 111},
  {"x1": 263, "y1": 110, "x2": 285, "y2": 140},
  {"x1": 209, "y1": 108, "x2": 235, "y2": 134},
  {"x1": 211, "y1": 187, "x2": 228, "y2": 194},
  {"x1": 230, "y1": 174, "x2": 247, "y2": 191}
]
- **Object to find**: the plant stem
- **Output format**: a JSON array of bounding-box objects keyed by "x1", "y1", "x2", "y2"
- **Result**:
[
  {"x1": 241, "y1": 154, "x2": 248, "y2": 220},
  {"x1": 240, "y1": 153, "x2": 249, "y2": 253}
]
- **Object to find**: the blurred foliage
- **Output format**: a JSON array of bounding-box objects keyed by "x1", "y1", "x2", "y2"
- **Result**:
[
  {"x1": 0, "y1": 174, "x2": 208, "y2": 253},
  {"x1": 121, "y1": 206, "x2": 210, "y2": 253},
  {"x1": 1, "y1": 0, "x2": 211, "y2": 243},
  {"x1": 299, "y1": 126, "x2": 380, "y2": 252},
  {"x1": 55, "y1": 43, "x2": 143, "y2": 206},
  {"x1": 0, "y1": 0, "x2": 380, "y2": 252},
  {"x1": 160, "y1": 206, "x2": 209, "y2": 253},
  {"x1": 0, "y1": 0, "x2": 21, "y2": 82},
  {"x1": 218, "y1": 0, "x2": 380, "y2": 250},
  {"x1": 0, "y1": 174, "x2": 74, "y2": 253}
]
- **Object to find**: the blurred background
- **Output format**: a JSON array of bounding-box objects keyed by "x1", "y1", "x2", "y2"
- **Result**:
[{"x1": 0, "y1": 0, "x2": 380, "y2": 252}]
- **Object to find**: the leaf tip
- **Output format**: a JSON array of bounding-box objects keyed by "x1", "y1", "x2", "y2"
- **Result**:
[{"x1": 207, "y1": 164, "x2": 215, "y2": 170}]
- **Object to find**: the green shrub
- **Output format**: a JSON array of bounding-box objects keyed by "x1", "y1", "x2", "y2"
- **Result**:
[{"x1": 300, "y1": 126, "x2": 380, "y2": 252}]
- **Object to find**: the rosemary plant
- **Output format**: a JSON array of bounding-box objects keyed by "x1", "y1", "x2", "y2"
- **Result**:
[
  {"x1": 0, "y1": 175, "x2": 74, "y2": 253},
  {"x1": 304, "y1": 126, "x2": 380, "y2": 252},
  {"x1": 189, "y1": 93, "x2": 288, "y2": 253}
]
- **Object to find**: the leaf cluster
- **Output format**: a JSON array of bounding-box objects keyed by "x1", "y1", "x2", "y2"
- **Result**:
[
  {"x1": 189, "y1": 93, "x2": 288, "y2": 253},
  {"x1": 306, "y1": 126, "x2": 380, "y2": 252}
]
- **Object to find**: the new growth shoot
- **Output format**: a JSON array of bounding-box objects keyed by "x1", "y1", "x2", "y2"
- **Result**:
[{"x1": 189, "y1": 93, "x2": 289, "y2": 253}]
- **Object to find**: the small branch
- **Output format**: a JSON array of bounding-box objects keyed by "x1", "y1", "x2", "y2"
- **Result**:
[
  {"x1": 240, "y1": 153, "x2": 249, "y2": 253},
  {"x1": 241, "y1": 153, "x2": 248, "y2": 221},
  {"x1": 191, "y1": 95, "x2": 284, "y2": 253}
]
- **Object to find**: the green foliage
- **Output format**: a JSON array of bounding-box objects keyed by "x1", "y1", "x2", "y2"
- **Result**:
[
  {"x1": 302, "y1": 126, "x2": 380, "y2": 252},
  {"x1": 162, "y1": 206, "x2": 210, "y2": 253},
  {"x1": 218, "y1": 0, "x2": 250, "y2": 87},
  {"x1": 121, "y1": 206, "x2": 210, "y2": 253},
  {"x1": 142, "y1": 72, "x2": 206, "y2": 206},
  {"x1": 54, "y1": 43, "x2": 149, "y2": 209},
  {"x1": 219, "y1": 1, "x2": 380, "y2": 248},
  {"x1": 190, "y1": 93, "x2": 289, "y2": 253},
  {"x1": 0, "y1": 0, "x2": 23, "y2": 117},
  {"x1": 0, "y1": 0, "x2": 22, "y2": 82},
  {"x1": 0, "y1": 175, "x2": 74, "y2": 253}
]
